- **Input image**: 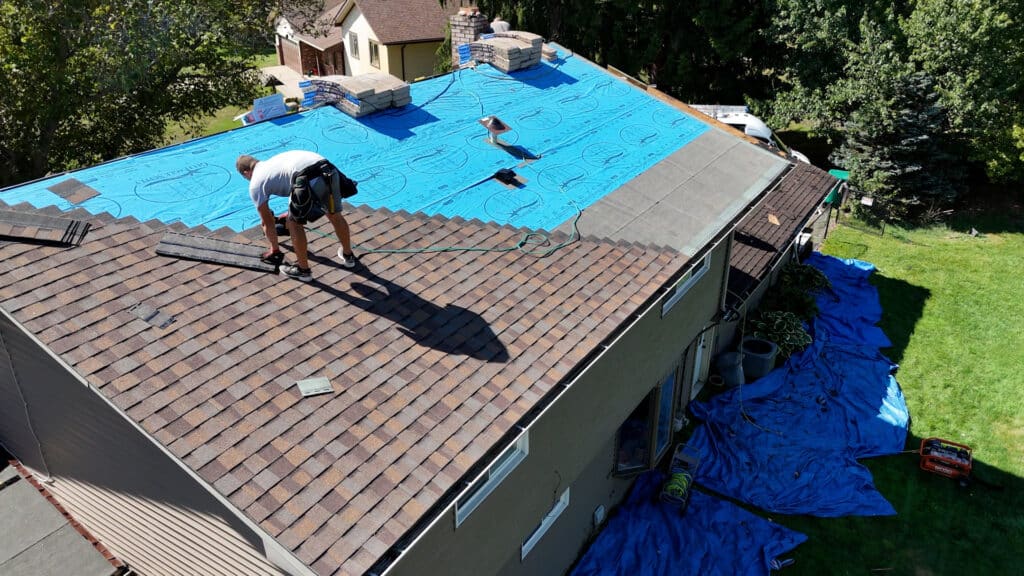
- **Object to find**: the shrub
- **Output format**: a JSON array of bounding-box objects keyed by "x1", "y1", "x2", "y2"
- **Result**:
[
  {"x1": 747, "y1": 310, "x2": 812, "y2": 358},
  {"x1": 779, "y1": 261, "x2": 831, "y2": 294}
]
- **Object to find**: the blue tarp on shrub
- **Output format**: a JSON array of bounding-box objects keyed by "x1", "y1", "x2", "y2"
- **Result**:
[
  {"x1": 687, "y1": 253, "x2": 909, "y2": 517},
  {"x1": 571, "y1": 471, "x2": 807, "y2": 576}
]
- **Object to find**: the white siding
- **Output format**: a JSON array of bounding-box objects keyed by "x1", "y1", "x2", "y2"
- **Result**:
[{"x1": 343, "y1": 10, "x2": 386, "y2": 76}]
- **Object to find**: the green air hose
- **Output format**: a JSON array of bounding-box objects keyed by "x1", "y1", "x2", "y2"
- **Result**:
[{"x1": 661, "y1": 470, "x2": 693, "y2": 506}]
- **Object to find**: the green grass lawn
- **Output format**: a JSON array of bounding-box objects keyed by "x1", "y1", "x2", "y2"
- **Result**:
[
  {"x1": 163, "y1": 51, "x2": 280, "y2": 144},
  {"x1": 776, "y1": 211, "x2": 1024, "y2": 575}
]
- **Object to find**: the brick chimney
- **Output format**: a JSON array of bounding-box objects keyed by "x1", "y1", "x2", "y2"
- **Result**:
[{"x1": 449, "y1": 6, "x2": 490, "y2": 68}]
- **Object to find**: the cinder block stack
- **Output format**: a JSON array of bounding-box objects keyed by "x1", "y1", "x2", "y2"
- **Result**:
[{"x1": 307, "y1": 73, "x2": 411, "y2": 117}]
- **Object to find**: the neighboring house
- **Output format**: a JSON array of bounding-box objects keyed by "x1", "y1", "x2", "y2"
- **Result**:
[
  {"x1": 0, "y1": 25, "x2": 836, "y2": 576},
  {"x1": 275, "y1": 0, "x2": 456, "y2": 80}
]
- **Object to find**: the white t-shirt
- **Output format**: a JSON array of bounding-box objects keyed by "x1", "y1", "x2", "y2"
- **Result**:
[{"x1": 248, "y1": 150, "x2": 325, "y2": 208}]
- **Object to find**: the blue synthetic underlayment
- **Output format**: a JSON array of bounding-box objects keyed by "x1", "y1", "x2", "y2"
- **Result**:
[
  {"x1": 571, "y1": 470, "x2": 806, "y2": 576},
  {"x1": 687, "y1": 252, "x2": 909, "y2": 517},
  {"x1": 0, "y1": 46, "x2": 708, "y2": 232}
]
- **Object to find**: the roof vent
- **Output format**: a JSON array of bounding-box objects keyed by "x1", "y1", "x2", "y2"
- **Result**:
[
  {"x1": 130, "y1": 304, "x2": 175, "y2": 328},
  {"x1": 296, "y1": 377, "x2": 334, "y2": 397},
  {"x1": 479, "y1": 115, "x2": 511, "y2": 144}
]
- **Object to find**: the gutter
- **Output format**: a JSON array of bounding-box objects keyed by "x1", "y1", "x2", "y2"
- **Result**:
[{"x1": 369, "y1": 162, "x2": 796, "y2": 576}]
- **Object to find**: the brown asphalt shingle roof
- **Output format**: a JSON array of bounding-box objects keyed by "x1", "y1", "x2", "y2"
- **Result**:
[
  {"x1": 0, "y1": 201, "x2": 686, "y2": 576},
  {"x1": 354, "y1": 0, "x2": 456, "y2": 45},
  {"x1": 292, "y1": 0, "x2": 456, "y2": 49},
  {"x1": 727, "y1": 162, "x2": 837, "y2": 304}
]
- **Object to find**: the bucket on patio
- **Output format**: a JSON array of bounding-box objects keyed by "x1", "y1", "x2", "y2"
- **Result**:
[
  {"x1": 741, "y1": 337, "x2": 778, "y2": 381},
  {"x1": 715, "y1": 352, "x2": 744, "y2": 388}
]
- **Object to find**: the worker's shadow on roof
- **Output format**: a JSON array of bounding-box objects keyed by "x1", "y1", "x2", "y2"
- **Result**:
[
  {"x1": 359, "y1": 106, "x2": 440, "y2": 140},
  {"x1": 310, "y1": 266, "x2": 509, "y2": 362},
  {"x1": 508, "y1": 63, "x2": 577, "y2": 89}
]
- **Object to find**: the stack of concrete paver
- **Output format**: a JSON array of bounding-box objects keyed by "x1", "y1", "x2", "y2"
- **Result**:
[{"x1": 306, "y1": 73, "x2": 411, "y2": 118}]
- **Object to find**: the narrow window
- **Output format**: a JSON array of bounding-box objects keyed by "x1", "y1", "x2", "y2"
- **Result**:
[
  {"x1": 349, "y1": 32, "x2": 359, "y2": 59},
  {"x1": 654, "y1": 371, "x2": 677, "y2": 458},
  {"x1": 369, "y1": 40, "x2": 380, "y2": 68},
  {"x1": 521, "y1": 487, "x2": 570, "y2": 559},
  {"x1": 455, "y1": 431, "x2": 529, "y2": 527},
  {"x1": 661, "y1": 253, "x2": 710, "y2": 316}
]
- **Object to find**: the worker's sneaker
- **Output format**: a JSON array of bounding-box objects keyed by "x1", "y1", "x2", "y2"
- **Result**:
[
  {"x1": 282, "y1": 264, "x2": 312, "y2": 282},
  {"x1": 338, "y1": 248, "x2": 357, "y2": 269}
]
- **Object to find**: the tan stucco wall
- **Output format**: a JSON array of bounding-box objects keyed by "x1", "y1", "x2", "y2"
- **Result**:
[{"x1": 385, "y1": 241, "x2": 729, "y2": 576}]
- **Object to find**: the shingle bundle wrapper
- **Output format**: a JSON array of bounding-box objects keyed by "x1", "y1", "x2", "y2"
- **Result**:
[{"x1": 308, "y1": 73, "x2": 412, "y2": 117}]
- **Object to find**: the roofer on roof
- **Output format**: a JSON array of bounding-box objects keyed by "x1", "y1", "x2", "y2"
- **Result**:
[
  {"x1": 490, "y1": 15, "x2": 510, "y2": 33},
  {"x1": 237, "y1": 150, "x2": 357, "y2": 281}
]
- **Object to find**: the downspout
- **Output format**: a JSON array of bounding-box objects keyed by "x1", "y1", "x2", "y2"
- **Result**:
[{"x1": 401, "y1": 44, "x2": 407, "y2": 80}]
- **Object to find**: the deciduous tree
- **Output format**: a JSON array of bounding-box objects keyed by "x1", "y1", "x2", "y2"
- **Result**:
[{"x1": 0, "y1": 0, "x2": 315, "y2": 187}]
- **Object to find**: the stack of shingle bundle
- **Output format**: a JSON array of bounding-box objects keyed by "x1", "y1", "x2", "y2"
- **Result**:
[
  {"x1": 475, "y1": 32, "x2": 544, "y2": 72},
  {"x1": 308, "y1": 73, "x2": 411, "y2": 117}
]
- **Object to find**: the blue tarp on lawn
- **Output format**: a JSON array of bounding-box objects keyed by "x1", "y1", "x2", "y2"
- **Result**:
[
  {"x1": 571, "y1": 471, "x2": 807, "y2": 576},
  {"x1": 687, "y1": 253, "x2": 909, "y2": 517}
]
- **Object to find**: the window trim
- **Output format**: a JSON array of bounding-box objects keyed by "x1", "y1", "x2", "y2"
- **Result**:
[
  {"x1": 349, "y1": 32, "x2": 359, "y2": 59},
  {"x1": 653, "y1": 370, "x2": 677, "y2": 460},
  {"x1": 521, "y1": 487, "x2": 570, "y2": 560},
  {"x1": 661, "y1": 253, "x2": 710, "y2": 316},
  {"x1": 369, "y1": 39, "x2": 380, "y2": 68},
  {"x1": 455, "y1": 431, "x2": 529, "y2": 527}
]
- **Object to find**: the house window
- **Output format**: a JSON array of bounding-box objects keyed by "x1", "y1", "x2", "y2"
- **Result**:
[
  {"x1": 614, "y1": 370, "x2": 678, "y2": 475},
  {"x1": 614, "y1": 393, "x2": 652, "y2": 474},
  {"x1": 369, "y1": 40, "x2": 380, "y2": 68},
  {"x1": 455, "y1": 431, "x2": 529, "y2": 527},
  {"x1": 349, "y1": 32, "x2": 359, "y2": 59},
  {"x1": 661, "y1": 253, "x2": 710, "y2": 316},
  {"x1": 521, "y1": 487, "x2": 570, "y2": 560}
]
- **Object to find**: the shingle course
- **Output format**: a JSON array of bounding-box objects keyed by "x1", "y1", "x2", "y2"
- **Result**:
[{"x1": 0, "y1": 198, "x2": 684, "y2": 576}]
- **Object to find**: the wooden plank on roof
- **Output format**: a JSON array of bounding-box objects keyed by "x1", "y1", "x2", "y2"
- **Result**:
[
  {"x1": 47, "y1": 178, "x2": 101, "y2": 204},
  {"x1": 155, "y1": 232, "x2": 277, "y2": 273},
  {"x1": 0, "y1": 209, "x2": 90, "y2": 245}
]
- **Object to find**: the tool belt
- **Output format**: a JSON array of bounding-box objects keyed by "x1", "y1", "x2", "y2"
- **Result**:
[{"x1": 288, "y1": 160, "x2": 358, "y2": 224}]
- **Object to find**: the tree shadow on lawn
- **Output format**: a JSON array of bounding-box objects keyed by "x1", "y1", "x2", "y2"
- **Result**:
[
  {"x1": 781, "y1": 433, "x2": 1024, "y2": 576},
  {"x1": 872, "y1": 273, "x2": 930, "y2": 365},
  {"x1": 947, "y1": 183, "x2": 1024, "y2": 235}
]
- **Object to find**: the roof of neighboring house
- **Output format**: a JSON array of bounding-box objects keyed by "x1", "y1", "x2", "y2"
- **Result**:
[
  {"x1": 290, "y1": 0, "x2": 456, "y2": 49},
  {"x1": 1, "y1": 458, "x2": 123, "y2": 576},
  {"x1": 285, "y1": 0, "x2": 348, "y2": 50},
  {"x1": 356, "y1": 0, "x2": 457, "y2": 45},
  {"x1": 727, "y1": 162, "x2": 838, "y2": 304},
  {"x1": 0, "y1": 201, "x2": 685, "y2": 576}
]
